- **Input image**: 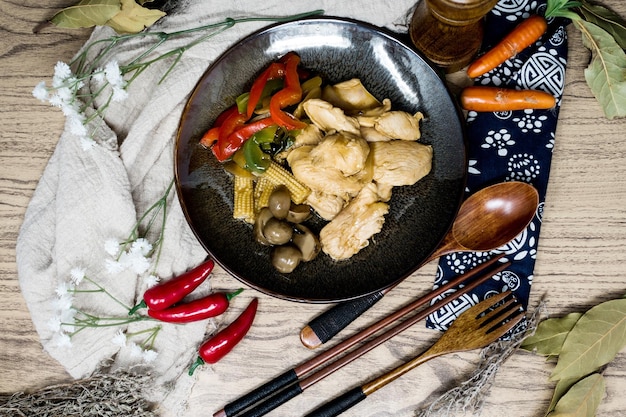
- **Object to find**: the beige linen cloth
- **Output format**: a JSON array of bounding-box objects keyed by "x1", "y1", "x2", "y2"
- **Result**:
[{"x1": 16, "y1": 0, "x2": 417, "y2": 415}]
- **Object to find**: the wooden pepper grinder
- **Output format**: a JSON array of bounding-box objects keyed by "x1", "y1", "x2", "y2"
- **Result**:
[{"x1": 409, "y1": 0, "x2": 499, "y2": 73}]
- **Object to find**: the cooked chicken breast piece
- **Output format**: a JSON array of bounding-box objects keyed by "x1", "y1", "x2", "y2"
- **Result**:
[
  {"x1": 287, "y1": 146, "x2": 367, "y2": 198},
  {"x1": 371, "y1": 141, "x2": 433, "y2": 187},
  {"x1": 320, "y1": 183, "x2": 389, "y2": 260},
  {"x1": 306, "y1": 190, "x2": 347, "y2": 221},
  {"x1": 321, "y1": 79, "x2": 381, "y2": 114},
  {"x1": 302, "y1": 99, "x2": 361, "y2": 135},
  {"x1": 374, "y1": 111, "x2": 424, "y2": 141},
  {"x1": 309, "y1": 132, "x2": 370, "y2": 176}
]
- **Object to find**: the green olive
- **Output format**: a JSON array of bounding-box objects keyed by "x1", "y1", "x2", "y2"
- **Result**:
[
  {"x1": 263, "y1": 218, "x2": 293, "y2": 245},
  {"x1": 268, "y1": 185, "x2": 291, "y2": 219},
  {"x1": 271, "y1": 245, "x2": 302, "y2": 273}
]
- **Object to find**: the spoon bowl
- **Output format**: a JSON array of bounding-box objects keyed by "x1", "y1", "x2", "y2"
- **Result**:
[{"x1": 429, "y1": 181, "x2": 538, "y2": 260}]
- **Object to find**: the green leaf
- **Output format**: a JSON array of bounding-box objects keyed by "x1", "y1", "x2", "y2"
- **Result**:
[
  {"x1": 50, "y1": 0, "x2": 121, "y2": 29},
  {"x1": 546, "y1": 0, "x2": 583, "y2": 20},
  {"x1": 105, "y1": 0, "x2": 166, "y2": 34},
  {"x1": 521, "y1": 313, "x2": 582, "y2": 357},
  {"x1": 550, "y1": 298, "x2": 626, "y2": 382},
  {"x1": 576, "y1": 20, "x2": 626, "y2": 119},
  {"x1": 550, "y1": 373, "x2": 605, "y2": 417},
  {"x1": 579, "y1": 1, "x2": 626, "y2": 49},
  {"x1": 547, "y1": 377, "x2": 581, "y2": 415}
]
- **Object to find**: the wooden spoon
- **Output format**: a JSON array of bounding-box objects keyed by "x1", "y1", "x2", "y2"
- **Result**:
[{"x1": 300, "y1": 181, "x2": 539, "y2": 348}]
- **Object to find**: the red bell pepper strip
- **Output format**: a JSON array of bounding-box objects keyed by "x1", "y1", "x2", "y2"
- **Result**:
[
  {"x1": 218, "y1": 116, "x2": 277, "y2": 161},
  {"x1": 128, "y1": 259, "x2": 215, "y2": 314},
  {"x1": 188, "y1": 298, "x2": 258, "y2": 374},
  {"x1": 147, "y1": 288, "x2": 244, "y2": 323},
  {"x1": 213, "y1": 110, "x2": 248, "y2": 161},
  {"x1": 247, "y1": 62, "x2": 285, "y2": 119},
  {"x1": 200, "y1": 126, "x2": 220, "y2": 148},
  {"x1": 269, "y1": 53, "x2": 307, "y2": 130}
]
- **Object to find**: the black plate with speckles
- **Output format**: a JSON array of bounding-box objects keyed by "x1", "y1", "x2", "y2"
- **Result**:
[{"x1": 175, "y1": 17, "x2": 467, "y2": 303}]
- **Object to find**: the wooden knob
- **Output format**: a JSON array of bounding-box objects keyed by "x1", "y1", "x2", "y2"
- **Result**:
[{"x1": 409, "y1": 0, "x2": 499, "y2": 73}]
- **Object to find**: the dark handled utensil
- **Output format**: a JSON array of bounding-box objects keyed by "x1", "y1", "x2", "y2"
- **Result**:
[
  {"x1": 305, "y1": 291, "x2": 525, "y2": 417},
  {"x1": 213, "y1": 257, "x2": 510, "y2": 417},
  {"x1": 300, "y1": 181, "x2": 538, "y2": 348}
]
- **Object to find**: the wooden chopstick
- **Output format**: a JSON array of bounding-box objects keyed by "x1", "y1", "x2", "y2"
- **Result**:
[{"x1": 213, "y1": 254, "x2": 508, "y2": 417}]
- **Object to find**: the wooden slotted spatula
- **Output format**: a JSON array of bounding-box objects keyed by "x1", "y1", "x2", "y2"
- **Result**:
[{"x1": 305, "y1": 291, "x2": 525, "y2": 417}]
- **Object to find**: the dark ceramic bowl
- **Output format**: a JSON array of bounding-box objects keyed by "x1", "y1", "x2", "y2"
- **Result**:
[{"x1": 175, "y1": 17, "x2": 467, "y2": 303}]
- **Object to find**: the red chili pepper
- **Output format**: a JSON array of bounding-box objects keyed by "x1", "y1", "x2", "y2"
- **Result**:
[
  {"x1": 128, "y1": 259, "x2": 214, "y2": 314},
  {"x1": 188, "y1": 298, "x2": 258, "y2": 374},
  {"x1": 147, "y1": 288, "x2": 244, "y2": 323},
  {"x1": 247, "y1": 62, "x2": 285, "y2": 119},
  {"x1": 269, "y1": 53, "x2": 307, "y2": 130}
]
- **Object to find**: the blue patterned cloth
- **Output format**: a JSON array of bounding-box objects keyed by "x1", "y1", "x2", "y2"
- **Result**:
[{"x1": 426, "y1": 0, "x2": 569, "y2": 331}]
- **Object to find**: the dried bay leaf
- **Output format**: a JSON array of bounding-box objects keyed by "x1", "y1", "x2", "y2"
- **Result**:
[
  {"x1": 579, "y1": 0, "x2": 626, "y2": 49},
  {"x1": 550, "y1": 373, "x2": 605, "y2": 417},
  {"x1": 50, "y1": 0, "x2": 121, "y2": 29},
  {"x1": 575, "y1": 20, "x2": 626, "y2": 119},
  {"x1": 550, "y1": 298, "x2": 626, "y2": 382},
  {"x1": 547, "y1": 376, "x2": 581, "y2": 415},
  {"x1": 521, "y1": 312, "x2": 582, "y2": 358},
  {"x1": 106, "y1": 0, "x2": 166, "y2": 34}
]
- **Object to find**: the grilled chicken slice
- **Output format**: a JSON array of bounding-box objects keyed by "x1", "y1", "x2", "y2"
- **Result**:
[{"x1": 320, "y1": 183, "x2": 389, "y2": 260}]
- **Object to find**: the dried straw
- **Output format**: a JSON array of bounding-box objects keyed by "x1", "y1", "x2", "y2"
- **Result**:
[{"x1": 0, "y1": 367, "x2": 157, "y2": 417}]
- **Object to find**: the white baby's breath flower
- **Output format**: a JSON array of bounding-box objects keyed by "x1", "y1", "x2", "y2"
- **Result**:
[
  {"x1": 32, "y1": 81, "x2": 49, "y2": 101},
  {"x1": 47, "y1": 315, "x2": 62, "y2": 333},
  {"x1": 56, "y1": 85, "x2": 73, "y2": 103},
  {"x1": 145, "y1": 274, "x2": 160, "y2": 288},
  {"x1": 112, "y1": 86, "x2": 129, "y2": 102},
  {"x1": 112, "y1": 329, "x2": 127, "y2": 347},
  {"x1": 53, "y1": 61, "x2": 72, "y2": 87},
  {"x1": 68, "y1": 116, "x2": 88, "y2": 137},
  {"x1": 104, "y1": 61, "x2": 125, "y2": 88},
  {"x1": 105, "y1": 258, "x2": 125, "y2": 274},
  {"x1": 131, "y1": 238, "x2": 153, "y2": 257},
  {"x1": 104, "y1": 238, "x2": 120, "y2": 256},
  {"x1": 129, "y1": 254, "x2": 151, "y2": 275},
  {"x1": 70, "y1": 267, "x2": 86, "y2": 285},
  {"x1": 142, "y1": 349, "x2": 158, "y2": 363},
  {"x1": 92, "y1": 68, "x2": 106, "y2": 85},
  {"x1": 47, "y1": 93, "x2": 64, "y2": 108},
  {"x1": 51, "y1": 332, "x2": 72, "y2": 349},
  {"x1": 128, "y1": 342, "x2": 144, "y2": 359},
  {"x1": 54, "y1": 293, "x2": 74, "y2": 311},
  {"x1": 55, "y1": 281, "x2": 74, "y2": 297}
]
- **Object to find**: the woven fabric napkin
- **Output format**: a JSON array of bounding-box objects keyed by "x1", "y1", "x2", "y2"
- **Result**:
[
  {"x1": 426, "y1": 0, "x2": 569, "y2": 330},
  {"x1": 16, "y1": 1, "x2": 417, "y2": 415}
]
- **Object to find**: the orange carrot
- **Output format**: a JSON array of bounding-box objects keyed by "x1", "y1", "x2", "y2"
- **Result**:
[
  {"x1": 460, "y1": 86, "x2": 556, "y2": 112},
  {"x1": 467, "y1": 14, "x2": 548, "y2": 78}
]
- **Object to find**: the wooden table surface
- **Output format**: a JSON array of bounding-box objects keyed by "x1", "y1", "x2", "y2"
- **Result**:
[{"x1": 2, "y1": 1, "x2": 625, "y2": 416}]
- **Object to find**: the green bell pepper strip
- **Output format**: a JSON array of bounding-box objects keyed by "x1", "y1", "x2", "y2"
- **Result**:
[{"x1": 242, "y1": 125, "x2": 278, "y2": 173}]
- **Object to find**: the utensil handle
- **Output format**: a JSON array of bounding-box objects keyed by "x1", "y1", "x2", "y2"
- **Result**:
[
  {"x1": 300, "y1": 290, "x2": 387, "y2": 349},
  {"x1": 218, "y1": 369, "x2": 298, "y2": 417},
  {"x1": 238, "y1": 381, "x2": 303, "y2": 417},
  {"x1": 304, "y1": 387, "x2": 367, "y2": 417}
]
